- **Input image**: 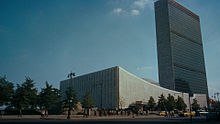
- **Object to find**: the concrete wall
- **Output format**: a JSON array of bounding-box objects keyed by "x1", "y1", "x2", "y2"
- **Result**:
[
  {"x1": 60, "y1": 66, "x2": 207, "y2": 110},
  {"x1": 192, "y1": 94, "x2": 207, "y2": 109},
  {"x1": 118, "y1": 67, "x2": 207, "y2": 109},
  {"x1": 60, "y1": 66, "x2": 119, "y2": 109}
]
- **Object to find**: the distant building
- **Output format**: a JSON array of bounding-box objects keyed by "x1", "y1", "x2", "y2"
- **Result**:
[
  {"x1": 154, "y1": 0, "x2": 208, "y2": 95},
  {"x1": 60, "y1": 66, "x2": 207, "y2": 109}
]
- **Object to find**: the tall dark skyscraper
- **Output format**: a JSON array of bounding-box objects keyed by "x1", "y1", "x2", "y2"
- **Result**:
[{"x1": 154, "y1": 0, "x2": 208, "y2": 94}]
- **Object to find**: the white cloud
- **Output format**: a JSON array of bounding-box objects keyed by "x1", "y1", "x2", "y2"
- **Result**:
[
  {"x1": 131, "y1": 9, "x2": 140, "y2": 16},
  {"x1": 113, "y1": 8, "x2": 122, "y2": 14},
  {"x1": 111, "y1": 0, "x2": 154, "y2": 16},
  {"x1": 137, "y1": 66, "x2": 153, "y2": 70},
  {"x1": 132, "y1": 0, "x2": 154, "y2": 9}
]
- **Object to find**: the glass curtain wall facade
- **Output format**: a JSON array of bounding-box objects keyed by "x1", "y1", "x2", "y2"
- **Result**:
[{"x1": 155, "y1": 0, "x2": 208, "y2": 94}]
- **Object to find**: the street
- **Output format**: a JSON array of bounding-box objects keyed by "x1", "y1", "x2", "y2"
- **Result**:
[{"x1": 0, "y1": 117, "x2": 219, "y2": 124}]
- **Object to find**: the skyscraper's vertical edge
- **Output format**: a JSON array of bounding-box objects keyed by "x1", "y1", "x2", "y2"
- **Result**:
[
  {"x1": 198, "y1": 18, "x2": 209, "y2": 96},
  {"x1": 155, "y1": 0, "x2": 175, "y2": 90},
  {"x1": 198, "y1": 14, "x2": 209, "y2": 102}
]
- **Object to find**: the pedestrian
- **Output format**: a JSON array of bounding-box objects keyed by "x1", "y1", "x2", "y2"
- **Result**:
[
  {"x1": 171, "y1": 111, "x2": 174, "y2": 118},
  {"x1": 18, "y1": 109, "x2": 22, "y2": 118},
  {"x1": 45, "y1": 110, "x2": 48, "y2": 117},
  {"x1": 41, "y1": 110, "x2": 45, "y2": 119}
]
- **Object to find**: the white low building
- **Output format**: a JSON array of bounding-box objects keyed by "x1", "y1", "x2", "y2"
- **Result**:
[{"x1": 60, "y1": 66, "x2": 207, "y2": 109}]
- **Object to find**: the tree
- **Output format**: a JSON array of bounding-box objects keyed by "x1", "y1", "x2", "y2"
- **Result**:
[
  {"x1": 82, "y1": 91, "x2": 94, "y2": 116},
  {"x1": 11, "y1": 84, "x2": 27, "y2": 116},
  {"x1": 176, "y1": 96, "x2": 187, "y2": 111},
  {"x1": 0, "y1": 76, "x2": 14, "y2": 106},
  {"x1": 11, "y1": 77, "x2": 38, "y2": 116},
  {"x1": 166, "y1": 94, "x2": 176, "y2": 112},
  {"x1": 38, "y1": 82, "x2": 61, "y2": 115},
  {"x1": 82, "y1": 91, "x2": 94, "y2": 109},
  {"x1": 192, "y1": 98, "x2": 200, "y2": 111},
  {"x1": 21, "y1": 77, "x2": 38, "y2": 110},
  {"x1": 63, "y1": 86, "x2": 78, "y2": 111},
  {"x1": 147, "y1": 96, "x2": 156, "y2": 111},
  {"x1": 157, "y1": 94, "x2": 167, "y2": 111},
  {"x1": 63, "y1": 86, "x2": 78, "y2": 119}
]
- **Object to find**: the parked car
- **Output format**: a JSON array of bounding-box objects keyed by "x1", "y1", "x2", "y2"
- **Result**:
[
  {"x1": 159, "y1": 111, "x2": 167, "y2": 116},
  {"x1": 184, "y1": 111, "x2": 195, "y2": 117}
]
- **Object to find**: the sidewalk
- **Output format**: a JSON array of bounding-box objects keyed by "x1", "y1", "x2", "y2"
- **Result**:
[{"x1": 0, "y1": 115, "x2": 163, "y2": 120}]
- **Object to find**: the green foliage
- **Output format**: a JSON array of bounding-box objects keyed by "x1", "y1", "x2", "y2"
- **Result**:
[
  {"x1": 192, "y1": 98, "x2": 200, "y2": 111},
  {"x1": 38, "y1": 81, "x2": 61, "y2": 113},
  {"x1": 166, "y1": 94, "x2": 176, "y2": 111},
  {"x1": 11, "y1": 84, "x2": 28, "y2": 110},
  {"x1": 147, "y1": 96, "x2": 156, "y2": 111},
  {"x1": 22, "y1": 77, "x2": 38, "y2": 109},
  {"x1": 82, "y1": 91, "x2": 94, "y2": 109},
  {"x1": 11, "y1": 77, "x2": 38, "y2": 110},
  {"x1": 63, "y1": 87, "x2": 78, "y2": 110},
  {"x1": 0, "y1": 76, "x2": 14, "y2": 106},
  {"x1": 157, "y1": 94, "x2": 167, "y2": 111},
  {"x1": 176, "y1": 96, "x2": 187, "y2": 111}
]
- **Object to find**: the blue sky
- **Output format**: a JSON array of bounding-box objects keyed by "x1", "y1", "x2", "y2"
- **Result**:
[{"x1": 0, "y1": 0, "x2": 219, "y2": 97}]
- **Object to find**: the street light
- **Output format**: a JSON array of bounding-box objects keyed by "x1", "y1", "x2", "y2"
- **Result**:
[
  {"x1": 67, "y1": 97, "x2": 73, "y2": 120},
  {"x1": 189, "y1": 93, "x2": 193, "y2": 123},
  {"x1": 67, "y1": 72, "x2": 75, "y2": 79},
  {"x1": 67, "y1": 72, "x2": 75, "y2": 120}
]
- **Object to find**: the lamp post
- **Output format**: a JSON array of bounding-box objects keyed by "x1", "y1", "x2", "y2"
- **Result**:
[
  {"x1": 67, "y1": 97, "x2": 73, "y2": 120},
  {"x1": 67, "y1": 72, "x2": 75, "y2": 120},
  {"x1": 189, "y1": 93, "x2": 193, "y2": 123},
  {"x1": 67, "y1": 72, "x2": 75, "y2": 80}
]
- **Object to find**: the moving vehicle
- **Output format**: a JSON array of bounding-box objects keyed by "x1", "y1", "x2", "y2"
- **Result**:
[{"x1": 184, "y1": 111, "x2": 195, "y2": 116}]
